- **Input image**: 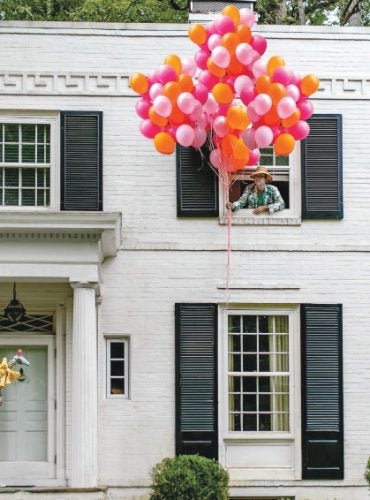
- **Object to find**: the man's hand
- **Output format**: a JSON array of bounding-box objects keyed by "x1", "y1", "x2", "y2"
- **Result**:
[
  {"x1": 253, "y1": 205, "x2": 269, "y2": 215},
  {"x1": 226, "y1": 202, "x2": 235, "y2": 212}
]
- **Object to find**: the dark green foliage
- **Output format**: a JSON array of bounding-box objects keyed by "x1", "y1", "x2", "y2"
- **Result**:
[
  {"x1": 366, "y1": 456, "x2": 370, "y2": 484},
  {"x1": 149, "y1": 455, "x2": 229, "y2": 500}
]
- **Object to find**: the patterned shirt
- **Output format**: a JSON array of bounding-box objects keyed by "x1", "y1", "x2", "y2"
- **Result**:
[{"x1": 232, "y1": 183, "x2": 285, "y2": 214}]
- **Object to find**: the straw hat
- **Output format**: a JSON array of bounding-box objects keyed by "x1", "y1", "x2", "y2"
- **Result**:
[{"x1": 250, "y1": 166, "x2": 273, "y2": 183}]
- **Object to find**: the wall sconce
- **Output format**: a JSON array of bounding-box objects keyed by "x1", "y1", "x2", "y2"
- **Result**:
[{"x1": 4, "y1": 283, "x2": 26, "y2": 324}]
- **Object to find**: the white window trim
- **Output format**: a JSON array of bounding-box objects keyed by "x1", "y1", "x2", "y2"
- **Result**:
[
  {"x1": 219, "y1": 143, "x2": 301, "y2": 226},
  {"x1": 218, "y1": 305, "x2": 301, "y2": 479},
  {"x1": 105, "y1": 337, "x2": 129, "y2": 399},
  {"x1": 0, "y1": 111, "x2": 60, "y2": 211}
]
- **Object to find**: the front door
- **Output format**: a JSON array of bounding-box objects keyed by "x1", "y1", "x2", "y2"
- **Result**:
[{"x1": 0, "y1": 340, "x2": 55, "y2": 484}]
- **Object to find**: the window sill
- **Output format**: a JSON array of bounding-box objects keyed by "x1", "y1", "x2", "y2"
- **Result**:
[
  {"x1": 219, "y1": 211, "x2": 301, "y2": 226},
  {"x1": 224, "y1": 433, "x2": 294, "y2": 443}
]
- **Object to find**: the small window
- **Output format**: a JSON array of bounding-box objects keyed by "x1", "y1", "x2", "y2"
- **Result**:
[
  {"x1": 227, "y1": 313, "x2": 290, "y2": 432},
  {"x1": 0, "y1": 122, "x2": 52, "y2": 208},
  {"x1": 106, "y1": 338, "x2": 129, "y2": 398}
]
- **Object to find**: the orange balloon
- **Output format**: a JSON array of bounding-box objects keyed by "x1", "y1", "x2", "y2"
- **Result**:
[
  {"x1": 222, "y1": 5, "x2": 240, "y2": 26},
  {"x1": 268, "y1": 83, "x2": 287, "y2": 106},
  {"x1": 267, "y1": 56, "x2": 285, "y2": 77},
  {"x1": 281, "y1": 108, "x2": 301, "y2": 128},
  {"x1": 274, "y1": 133, "x2": 295, "y2": 156},
  {"x1": 236, "y1": 24, "x2": 252, "y2": 44},
  {"x1": 256, "y1": 75, "x2": 271, "y2": 94},
  {"x1": 164, "y1": 54, "x2": 182, "y2": 76},
  {"x1": 207, "y1": 58, "x2": 227, "y2": 78},
  {"x1": 178, "y1": 74, "x2": 194, "y2": 92},
  {"x1": 263, "y1": 106, "x2": 280, "y2": 126},
  {"x1": 221, "y1": 134, "x2": 238, "y2": 156},
  {"x1": 231, "y1": 156, "x2": 248, "y2": 171},
  {"x1": 188, "y1": 24, "x2": 207, "y2": 45},
  {"x1": 221, "y1": 33, "x2": 240, "y2": 53},
  {"x1": 226, "y1": 106, "x2": 250, "y2": 130},
  {"x1": 129, "y1": 73, "x2": 149, "y2": 95},
  {"x1": 154, "y1": 132, "x2": 175, "y2": 155},
  {"x1": 212, "y1": 83, "x2": 234, "y2": 105},
  {"x1": 149, "y1": 107, "x2": 168, "y2": 127},
  {"x1": 300, "y1": 74, "x2": 320, "y2": 96},
  {"x1": 227, "y1": 54, "x2": 244, "y2": 76},
  {"x1": 233, "y1": 139, "x2": 250, "y2": 161},
  {"x1": 163, "y1": 81, "x2": 182, "y2": 103},
  {"x1": 168, "y1": 104, "x2": 185, "y2": 124}
]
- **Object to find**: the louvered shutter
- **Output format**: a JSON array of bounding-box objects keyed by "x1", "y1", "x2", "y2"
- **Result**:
[
  {"x1": 175, "y1": 303, "x2": 218, "y2": 458},
  {"x1": 301, "y1": 114, "x2": 343, "y2": 219},
  {"x1": 176, "y1": 145, "x2": 219, "y2": 217},
  {"x1": 61, "y1": 111, "x2": 103, "y2": 211},
  {"x1": 301, "y1": 304, "x2": 343, "y2": 479}
]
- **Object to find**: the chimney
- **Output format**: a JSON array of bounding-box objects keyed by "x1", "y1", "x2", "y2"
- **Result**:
[{"x1": 189, "y1": 0, "x2": 256, "y2": 23}]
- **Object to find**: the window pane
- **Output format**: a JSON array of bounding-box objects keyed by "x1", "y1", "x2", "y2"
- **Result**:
[
  {"x1": 275, "y1": 353, "x2": 289, "y2": 372},
  {"x1": 243, "y1": 414, "x2": 257, "y2": 431},
  {"x1": 36, "y1": 190, "x2": 45, "y2": 206},
  {"x1": 4, "y1": 144, "x2": 19, "y2": 162},
  {"x1": 5, "y1": 124, "x2": 19, "y2": 142},
  {"x1": 276, "y1": 334, "x2": 289, "y2": 352},
  {"x1": 228, "y1": 315, "x2": 241, "y2": 333},
  {"x1": 110, "y1": 342, "x2": 124, "y2": 359},
  {"x1": 111, "y1": 360, "x2": 124, "y2": 376},
  {"x1": 46, "y1": 145, "x2": 50, "y2": 163},
  {"x1": 5, "y1": 189, "x2": 19, "y2": 206},
  {"x1": 22, "y1": 189, "x2": 35, "y2": 206},
  {"x1": 229, "y1": 353, "x2": 241, "y2": 372},
  {"x1": 37, "y1": 169, "x2": 45, "y2": 187},
  {"x1": 259, "y1": 414, "x2": 271, "y2": 431},
  {"x1": 228, "y1": 335, "x2": 241, "y2": 353},
  {"x1": 22, "y1": 124, "x2": 35, "y2": 143},
  {"x1": 22, "y1": 145, "x2": 35, "y2": 163},
  {"x1": 259, "y1": 334, "x2": 270, "y2": 353},
  {"x1": 5, "y1": 168, "x2": 18, "y2": 187},
  {"x1": 229, "y1": 394, "x2": 241, "y2": 412},
  {"x1": 45, "y1": 189, "x2": 50, "y2": 206},
  {"x1": 242, "y1": 315, "x2": 257, "y2": 333},
  {"x1": 243, "y1": 334, "x2": 257, "y2": 352},
  {"x1": 243, "y1": 376, "x2": 256, "y2": 393},
  {"x1": 243, "y1": 394, "x2": 256, "y2": 411},
  {"x1": 276, "y1": 155, "x2": 289, "y2": 166},
  {"x1": 259, "y1": 354, "x2": 270, "y2": 371},
  {"x1": 22, "y1": 168, "x2": 35, "y2": 187},
  {"x1": 229, "y1": 376, "x2": 241, "y2": 393},
  {"x1": 258, "y1": 376, "x2": 270, "y2": 393},
  {"x1": 0, "y1": 143, "x2": 3, "y2": 162},
  {"x1": 275, "y1": 316, "x2": 289, "y2": 333},
  {"x1": 258, "y1": 315, "x2": 271, "y2": 333},
  {"x1": 110, "y1": 378, "x2": 125, "y2": 395},
  {"x1": 259, "y1": 394, "x2": 271, "y2": 411},
  {"x1": 229, "y1": 413, "x2": 241, "y2": 431},
  {"x1": 243, "y1": 354, "x2": 257, "y2": 372},
  {"x1": 37, "y1": 145, "x2": 45, "y2": 163},
  {"x1": 271, "y1": 376, "x2": 289, "y2": 393}
]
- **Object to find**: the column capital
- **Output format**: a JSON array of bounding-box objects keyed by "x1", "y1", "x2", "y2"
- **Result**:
[{"x1": 70, "y1": 281, "x2": 99, "y2": 290}]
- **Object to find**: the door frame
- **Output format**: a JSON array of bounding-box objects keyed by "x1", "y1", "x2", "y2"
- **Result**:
[{"x1": 0, "y1": 333, "x2": 60, "y2": 486}]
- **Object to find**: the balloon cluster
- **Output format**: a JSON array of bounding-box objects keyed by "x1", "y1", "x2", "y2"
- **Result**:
[{"x1": 130, "y1": 4, "x2": 319, "y2": 172}]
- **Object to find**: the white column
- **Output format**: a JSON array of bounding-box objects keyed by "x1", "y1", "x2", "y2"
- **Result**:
[{"x1": 70, "y1": 282, "x2": 98, "y2": 487}]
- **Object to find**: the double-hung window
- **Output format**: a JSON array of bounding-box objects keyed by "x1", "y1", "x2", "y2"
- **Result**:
[{"x1": 106, "y1": 338, "x2": 129, "y2": 398}]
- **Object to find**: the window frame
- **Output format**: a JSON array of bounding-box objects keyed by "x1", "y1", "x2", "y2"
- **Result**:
[
  {"x1": 219, "y1": 143, "x2": 301, "y2": 225},
  {"x1": 105, "y1": 337, "x2": 129, "y2": 399},
  {"x1": 0, "y1": 112, "x2": 59, "y2": 211}
]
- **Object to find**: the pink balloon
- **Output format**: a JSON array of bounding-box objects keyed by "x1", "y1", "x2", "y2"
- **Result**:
[
  {"x1": 290, "y1": 120, "x2": 310, "y2": 140},
  {"x1": 286, "y1": 84, "x2": 300, "y2": 102},
  {"x1": 190, "y1": 101, "x2": 202, "y2": 121},
  {"x1": 240, "y1": 86, "x2": 256, "y2": 106},
  {"x1": 177, "y1": 92, "x2": 196, "y2": 114},
  {"x1": 181, "y1": 56, "x2": 197, "y2": 77},
  {"x1": 242, "y1": 127, "x2": 257, "y2": 149},
  {"x1": 277, "y1": 96, "x2": 296, "y2": 119},
  {"x1": 271, "y1": 125, "x2": 282, "y2": 141},
  {"x1": 140, "y1": 119, "x2": 160, "y2": 139},
  {"x1": 225, "y1": 75, "x2": 236, "y2": 88},
  {"x1": 210, "y1": 148, "x2": 222, "y2": 169},
  {"x1": 247, "y1": 103, "x2": 260, "y2": 123},
  {"x1": 255, "y1": 125, "x2": 273, "y2": 148},
  {"x1": 213, "y1": 116, "x2": 228, "y2": 138},
  {"x1": 298, "y1": 100, "x2": 314, "y2": 120},
  {"x1": 149, "y1": 83, "x2": 163, "y2": 100},
  {"x1": 239, "y1": 8, "x2": 255, "y2": 27},
  {"x1": 198, "y1": 70, "x2": 218, "y2": 90},
  {"x1": 206, "y1": 21, "x2": 218, "y2": 36},
  {"x1": 251, "y1": 59, "x2": 268, "y2": 79},
  {"x1": 272, "y1": 66, "x2": 293, "y2": 86},
  {"x1": 215, "y1": 15, "x2": 235, "y2": 36},
  {"x1": 148, "y1": 70, "x2": 159, "y2": 86},
  {"x1": 235, "y1": 43, "x2": 255, "y2": 65},
  {"x1": 290, "y1": 72, "x2": 301, "y2": 87},
  {"x1": 198, "y1": 112, "x2": 209, "y2": 130},
  {"x1": 153, "y1": 95, "x2": 172, "y2": 117},
  {"x1": 254, "y1": 93, "x2": 272, "y2": 115},
  {"x1": 157, "y1": 65, "x2": 177, "y2": 84},
  {"x1": 216, "y1": 105, "x2": 229, "y2": 117},
  {"x1": 135, "y1": 98, "x2": 151, "y2": 119},
  {"x1": 167, "y1": 124, "x2": 178, "y2": 140},
  {"x1": 234, "y1": 75, "x2": 253, "y2": 95},
  {"x1": 251, "y1": 34, "x2": 267, "y2": 55},
  {"x1": 208, "y1": 34, "x2": 222, "y2": 51},
  {"x1": 176, "y1": 124, "x2": 195, "y2": 147},
  {"x1": 211, "y1": 46, "x2": 231, "y2": 68},
  {"x1": 204, "y1": 94, "x2": 219, "y2": 114},
  {"x1": 195, "y1": 50, "x2": 210, "y2": 71},
  {"x1": 193, "y1": 83, "x2": 208, "y2": 105},
  {"x1": 247, "y1": 148, "x2": 261, "y2": 166},
  {"x1": 192, "y1": 127, "x2": 207, "y2": 148}
]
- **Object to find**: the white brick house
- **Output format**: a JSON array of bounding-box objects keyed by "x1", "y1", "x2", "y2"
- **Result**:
[{"x1": 0, "y1": 15, "x2": 369, "y2": 500}]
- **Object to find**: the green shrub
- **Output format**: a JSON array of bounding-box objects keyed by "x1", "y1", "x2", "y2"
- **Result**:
[
  {"x1": 365, "y1": 456, "x2": 370, "y2": 484},
  {"x1": 149, "y1": 454, "x2": 229, "y2": 500}
]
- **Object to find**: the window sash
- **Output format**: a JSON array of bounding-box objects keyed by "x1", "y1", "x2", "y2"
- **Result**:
[{"x1": 106, "y1": 338, "x2": 129, "y2": 398}]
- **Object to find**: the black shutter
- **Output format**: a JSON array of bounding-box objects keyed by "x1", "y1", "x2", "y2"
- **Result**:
[
  {"x1": 302, "y1": 114, "x2": 343, "y2": 219},
  {"x1": 61, "y1": 111, "x2": 103, "y2": 211},
  {"x1": 176, "y1": 145, "x2": 219, "y2": 217},
  {"x1": 301, "y1": 304, "x2": 343, "y2": 479},
  {"x1": 175, "y1": 303, "x2": 218, "y2": 459}
]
